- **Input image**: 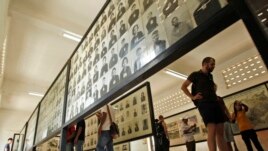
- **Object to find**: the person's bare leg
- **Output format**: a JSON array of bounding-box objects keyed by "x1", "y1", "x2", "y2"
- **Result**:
[
  {"x1": 207, "y1": 123, "x2": 217, "y2": 151},
  {"x1": 216, "y1": 123, "x2": 227, "y2": 151},
  {"x1": 226, "y1": 142, "x2": 233, "y2": 151}
]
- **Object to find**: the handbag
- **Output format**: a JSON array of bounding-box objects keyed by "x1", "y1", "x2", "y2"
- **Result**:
[{"x1": 107, "y1": 105, "x2": 119, "y2": 139}]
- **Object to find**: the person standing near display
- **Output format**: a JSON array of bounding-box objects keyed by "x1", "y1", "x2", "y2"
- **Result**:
[
  {"x1": 231, "y1": 101, "x2": 264, "y2": 151},
  {"x1": 66, "y1": 124, "x2": 76, "y2": 151},
  {"x1": 96, "y1": 105, "x2": 115, "y2": 151},
  {"x1": 4, "y1": 138, "x2": 13, "y2": 151},
  {"x1": 181, "y1": 117, "x2": 196, "y2": 151},
  {"x1": 74, "y1": 119, "x2": 85, "y2": 151},
  {"x1": 181, "y1": 57, "x2": 227, "y2": 151},
  {"x1": 156, "y1": 115, "x2": 169, "y2": 151}
]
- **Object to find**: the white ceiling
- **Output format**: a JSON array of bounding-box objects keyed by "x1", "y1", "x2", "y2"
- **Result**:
[
  {"x1": 1, "y1": 0, "x2": 106, "y2": 111},
  {"x1": 1, "y1": 0, "x2": 267, "y2": 119}
]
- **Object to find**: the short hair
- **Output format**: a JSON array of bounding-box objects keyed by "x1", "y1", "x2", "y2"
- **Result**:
[
  {"x1": 159, "y1": 115, "x2": 164, "y2": 119},
  {"x1": 8, "y1": 138, "x2": 13, "y2": 141},
  {"x1": 202, "y1": 57, "x2": 215, "y2": 65}
]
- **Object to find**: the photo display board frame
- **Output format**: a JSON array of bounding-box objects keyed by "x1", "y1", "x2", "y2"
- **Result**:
[
  {"x1": 12, "y1": 134, "x2": 20, "y2": 151},
  {"x1": 24, "y1": 108, "x2": 38, "y2": 151},
  {"x1": 111, "y1": 82, "x2": 155, "y2": 144},
  {"x1": 18, "y1": 125, "x2": 26, "y2": 151},
  {"x1": 84, "y1": 114, "x2": 99, "y2": 150},
  {"x1": 35, "y1": 66, "x2": 68, "y2": 144},
  {"x1": 223, "y1": 82, "x2": 268, "y2": 134},
  {"x1": 65, "y1": 0, "x2": 227, "y2": 123},
  {"x1": 164, "y1": 108, "x2": 207, "y2": 147},
  {"x1": 113, "y1": 142, "x2": 130, "y2": 151}
]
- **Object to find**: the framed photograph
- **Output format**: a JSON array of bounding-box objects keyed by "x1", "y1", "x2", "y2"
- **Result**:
[
  {"x1": 223, "y1": 83, "x2": 268, "y2": 134},
  {"x1": 164, "y1": 108, "x2": 207, "y2": 146},
  {"x1": 24, "y1": 108, "x2": 38, "y2": 151},
  {"x1": 111, "y1": 82, "x2": 154, "y2": 144},
  {"x1": 35, "y1": 67, "x2": 67, "y2": 144},
  {"x1": 114, "y1": 142, "x2": 130, "y2": 151},
  {"x1": 36, "y1": 137, "x2": 60, "y2": 151},
  {"x1": 84, "y1": 115, "x2": 99, "y2": 150},
  {"x1": 163, "y1": 3, "x2": 195, "y2": 45}
]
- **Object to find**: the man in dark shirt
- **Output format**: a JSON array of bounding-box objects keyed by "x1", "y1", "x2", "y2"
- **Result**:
[
  {"x1": 163, "y1": 0, "x2": 179, "y2": 18},
  {"x1": 134, "y1": 47, "x2": 142, "y2": 72},
  {"x1": 109, "y1": 67, "x2": 120, "y2": 90},
  {"x1": 128, "y1": 4, "x2": 140, "y2": 26},
  {"x1": 181, "y1": 57, "x2": 227, "y2": 151},
  {"x1": 119, "y1": 20, "x2": 127, "y2": 37},
  {"x1": 152, "y1": 30, "x2": 166, "y2": 56},
  {"x1": 146, "y1": 11, "x2": 158, "y2": 34},
  {"x1": 4, "y1": 138, "x2": 13, "y2": 151},
  {"x1": 74, "y1": 119, "x2": 85, "y2": 151},
  {"x1": 119, "y1": 38, "x2": 129, "y2": 58}
]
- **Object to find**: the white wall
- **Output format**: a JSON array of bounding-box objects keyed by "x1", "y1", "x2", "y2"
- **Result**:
[{"x1": 0, "y1": 109, "x2": 31, "y2": 150}]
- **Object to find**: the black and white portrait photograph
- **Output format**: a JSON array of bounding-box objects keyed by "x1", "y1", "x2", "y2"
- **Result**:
[
  {"x1": 146, "y1": 26, "x2": 168, "y2": 57},
  {"x1": 128, "y1": 2, "x2": 141, "y2": 27},
  {"x1": 141, "y1": 0, "x2": 155, "y2": 12},
  {"x1": 127, "y1": 0, "x2": 135, "y2": 8},
  {"x1": 94, "y1": 33, "x2": 101, "y2": 50},
  {"x1": 94, "y1": 22, "x2": 100, "y2": 36},
  {"x1": 101, "y1": 41, "x2": 108, "y2": 58},
  {"x1": 100, "y1": 56, "x2": 108, "y2": 77},
  {"x1": 109, "y1": 67, "x2": 120, "y2": 91},
  {"x1": 100, "y1": 12, "x2": 108, "y2": 27},
  {"x1": 109, "y1": 46, "x2": 119, "y2": 69},
  {"x1": 93, "y1": 84, "x2": 99, "y2": 101},
  {"x1": 109, "y1": 29, "x2": 118, "y2": 49},
  {"x1": 160, "y1": 0, "x2": 180, "y2": 18},
  {"x1": 117, "y1": 1, "x2": 127, "y2": 21},
  {"x1": 164, "y1": 5, "x2": 194, "y2": 45},
  {"x1": 93, "y1": 65, "x2": 99, "y2": 84},
  {"x1": 130, "y1": 21, "x2": 145, "y2": 50},
  {"x1": 93, "y1": 47, "x2": 100, "y2": 65},
  {"x1": 190, "y1": 0, "x2": 222, "y2": 26},
  {"x1": 108, "y1": 11, "x2": 117, "y2": 32},
  {"x1": 117, "y1": 17, "x2": 128, "y2": 38},
  {"x1": 118, "y1": 35, "x2": 130, "y2": 59},
  {"x1": 133, "y1": 46, "x2": 143, "y2": 72},
  {"x1": 142, "y1": 3, "x2": 160, "y2": 35},
  {"x1": 120, "y1": 57, "x2": 132, "y2": 80},
  {"x1": 88, "y1": 32, "x2": 94, "y2": 44},
  {"x1": 86, "y1": 73, "x2": 92, "y2": 100},
  {"x1": 108, "y1": 3, "x2": 116, "y2": 18},
  {"x1": 100, "y1": 76, "x2": 108, "y2": 97},
  {"x1": 100, "y1": 27, "x2": 107, "y2": 42}
]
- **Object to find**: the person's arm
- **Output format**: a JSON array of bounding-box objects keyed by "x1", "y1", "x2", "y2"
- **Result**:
[
  {"x1": 181, "y1": 80, "x2": 202, "y2": 101},
  {"x1": 74, "y1": 126, "x2": 82, "y2": 144},
  {"x1": 67, "y1": 127, "x2": 76, "y2": 141},
  {"x1": 183, "y1": 124, "x2": 196, "y2": 134},
  {"x1": 97, "y1": 111, "x2": 107, "y2": 135},
  {"x1": 231, "y1": 112, "x2": 236, "y2": 123},
  {"x1": 162, "y1": 122, "x2": 169, "y2": 139}
]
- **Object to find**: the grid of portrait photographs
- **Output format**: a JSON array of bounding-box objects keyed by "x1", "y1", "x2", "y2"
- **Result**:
[
  {"x1": 83, "y1": 115, "x2": 99, "y2": 150},
  {"x1": 223, "y1": 83, "x2": 268, "y2": 134},
  {"x1": 65, "y1": 0, "x2": 227, "y2": 123},
  {"x1": 112, "y1": 84, "x2": 153, "y2": 143},
  {"x1": 35, "y1": 68, "x2": 67, "y2": 144},
  {"x1": 24, "y1": 108, "x2": 38, "y2": 149},
  {"x1": 36, "y1": 137, "x2": 60, "y2": 151},
  {"x1": 113, "y1": 142, "x2": 130, "y2": 151},
  {"x1": 165, "y1": 109, "x2": 208, "y2": 146}
]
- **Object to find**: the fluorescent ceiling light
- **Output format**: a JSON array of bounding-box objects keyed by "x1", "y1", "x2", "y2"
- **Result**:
[
  {"x1": 63, "y1": 31, "x2": 82, "y2": 42},
  {"x1": 164, "y1": 69, "x2": 187, "y2": 80},
  {"x1": 28, "y1": 92, "x2": 44, "y2": 97}
]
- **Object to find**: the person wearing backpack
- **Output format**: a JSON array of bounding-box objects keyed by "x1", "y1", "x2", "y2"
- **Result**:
[{"x1": 156, "y1": 115, "x2": 170, "y2": 151}]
